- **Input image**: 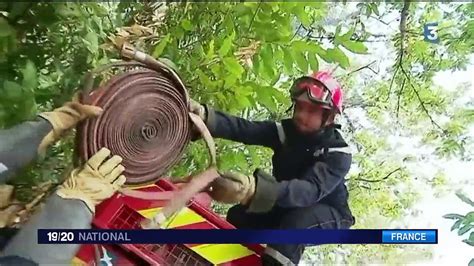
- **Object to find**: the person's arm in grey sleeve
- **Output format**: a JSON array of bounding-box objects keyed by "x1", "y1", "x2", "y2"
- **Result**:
[
  {"x1": 1, "y1": 147, "x2": 126, "y2": 264},
  {"x1": 1, "y1": 194, "x2": 93, "y2": 265},
  {"x1": 0, "y1": 117, "x2": 52, "y2": 184},
  {"x1": 0, "y1": 100, "x2": 103, "y2": 184},
  {"x1": 246, "y1": 151, "x2": 352, "y2": 212},
  {"x1": 204, "y1": 106, "x2": 282, "y2": 149}
]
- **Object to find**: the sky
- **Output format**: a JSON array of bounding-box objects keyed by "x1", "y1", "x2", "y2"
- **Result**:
[
  {"x1": 406, "y1": 64, "x2": 473, "y2": 265},
  {"x1": 365, "y1": 8, "x2": 473, "y2": 266}
]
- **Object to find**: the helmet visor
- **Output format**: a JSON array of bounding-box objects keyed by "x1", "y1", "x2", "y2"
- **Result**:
[{"x1": 291, "y1": 79, "x2": 332, "y2": 106}]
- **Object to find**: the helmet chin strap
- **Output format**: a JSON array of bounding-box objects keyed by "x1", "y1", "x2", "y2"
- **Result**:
[{"x1": 321, "y1": 109, "x2": 331, "y2": 128}]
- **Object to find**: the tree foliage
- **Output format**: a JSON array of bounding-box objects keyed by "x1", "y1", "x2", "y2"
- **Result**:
[
  {"x1": 0, "y1": 2, "x2": 472, "y2": 264},
  {"x1": 443, "y1": 191, "x2": 474, "y2": 265}
]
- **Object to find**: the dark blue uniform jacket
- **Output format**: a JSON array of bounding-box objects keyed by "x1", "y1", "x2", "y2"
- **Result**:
[{"x1": 206, "y1": 107, "x2": 354, "y2": 223}]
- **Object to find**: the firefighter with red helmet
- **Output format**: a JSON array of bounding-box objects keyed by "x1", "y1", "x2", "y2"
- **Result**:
[{"x1": 191, "y1": 70, "x2": 355, "y2": 265}]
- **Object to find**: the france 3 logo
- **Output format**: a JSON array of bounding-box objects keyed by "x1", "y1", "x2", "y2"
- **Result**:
[{"x1": 424, "y1": 22, "x2": 440, "y2": 44}]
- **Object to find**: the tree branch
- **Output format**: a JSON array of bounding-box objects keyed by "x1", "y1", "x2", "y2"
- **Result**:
[
  {"x1": 344, "y1": 102, "x2": 379, "y2": 109},
  {"x1": 396, "y1": 77, "x2": 406, "y2": 119},
  {"x1": 291, "y1": 23, "x2": 303, "y2": 42},
  {"x1": 400, "y1": 66, "x2": 448, "y2": 135},
  {"x1": 353, "y1": 167, "x2": 402, "y2": 183},
  {"x1": 386, "y1": 56, "x2": 400, "y2": 101},
  {"x1": 247, "y1": 1, "x2": 262, "y2": 32},
  {"x1": 341, "y1": 113, "x2": 363, "y2": 152},
  {"x1": 356, "y1": 161, "x2": 386, "y2": 180},
  {"x1": 370, "y1": 15, "x2": 390, "y2": 26},
  {"x1": 360, "y1": 39, "x2": 392, "y2": 43},
  {"x1": 399, "y1": 0, "x2": 410, "y2": 58},
  {"x1": 344, "y1": 60, "x2": 378, "y2": 76},
  {"x1": 387, "y1": 1, "x2": 410, "y2": 104}
]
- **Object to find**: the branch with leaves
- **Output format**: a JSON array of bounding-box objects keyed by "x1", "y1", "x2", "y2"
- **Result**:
[
  {"x1": 443, "y1": 191, "x2": 474, "y2": 253},
  {"x1": 399, "y1": 66, "x2": 448, "y2": 135}
]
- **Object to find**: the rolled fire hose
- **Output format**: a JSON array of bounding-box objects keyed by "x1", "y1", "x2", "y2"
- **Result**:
[{"x1": 77, "y1": 44, "x2": 219, "y2": 228}]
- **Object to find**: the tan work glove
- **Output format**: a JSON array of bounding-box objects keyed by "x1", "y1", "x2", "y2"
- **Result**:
[
  {"x1": 56, "y1": 147, "x2": 126, "y2": 213},
  {"x1": 38, "y1": 96, "x2": 103, "y2": 155},
  {"x1": 208, "y1": 172, "x2": 255, "y2": 205},
  {"x1": 189, "y1": 99, "x2": 207, "y2": 141},
  {"x1": 189, "y1": 99, "x2": 206, "y2": 121}
]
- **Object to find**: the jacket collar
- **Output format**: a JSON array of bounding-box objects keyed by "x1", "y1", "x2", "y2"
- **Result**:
[{"x1": 281, "y1": 119, "x2": 345, "y2": 147}]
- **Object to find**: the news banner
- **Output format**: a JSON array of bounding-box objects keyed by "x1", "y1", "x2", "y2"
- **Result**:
[{"x1": 38, "y1": 229, "x2": 437, "y2": 245}]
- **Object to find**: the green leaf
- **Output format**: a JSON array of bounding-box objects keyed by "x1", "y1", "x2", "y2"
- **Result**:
[
  {"x1": 235, "y1": 94, "x2": 252, "y2": 108},
  {"x1": 223, "y1": 15, "x2": 234, "y2": 35},
  {"x1": 217, "y1": 151, "x2": 236, "y2": 170},
  {"x1": 370, "y1": 3, "x2": 380, "y2": 16},
  {"x1": 210, "y1": 64, "x2": 221, "y2": 81},
  {"x1": 0, "y1": 17, "x2": 14, "y2": 37},
  {"x1": 90, "y1": 3, "x2": 109, "y2": 17},
  {"x1": 443, "y1": 213, "x2": 465, "y2": 220},
  {"x1": 196, "y1": 69, "x2": 213, "y2": 88},
  {"x1": 206, "y1": 40, "x2": 215, "y2": 60},
  {"x1": 334, "y1": 25, "x2": 343, "y2": 45},
  {"x1": 292, "y1": 5, "x2": 311, "y2": 27},
  {"x1": 293, "y1": 50, "x2": 308, "y2": 74},
  {"x1": 463, "y1": 232, "x2": 474, "y2": 246},
  {"x1": 308, "y1": 53, "x2": 319, "y2": 72},
  {"x1": 456, "y1": 191, "x2": 474, "y2": 207},
  {"x1": 21, "y1": 60, "x2": 37, "y2": 91},
  {"x1": 218, "y1": 31, "x2": 235, "y2": 57},
  {"x1": 273, "y1": 44, "x2": 284, "y2": 62},
  {"x1": 307, "y1": 43, "x2": 333, "y2": 63},
  {"x1": 252, "y1": 54, "x2": 261, "y2": 75},
  {"x1": 2, "y1": 81, "x2": 23, "y2": 100},
  {"x1": 340, "y1": 27, "x2": 356, "y2": 41},
  {"x1": 468, "y1": 258, "x2": 474, "y2": 266},
  {"x1": 8, "y1": 3, "x2": 31, "y2": 20},
  {"x1": 282, "y1": 48, "x2": 294, "y2": 74},
  {"x1": 327, "y1": 47, "x2": 350, "y2": 69},
  {"x1": 181, "y1": 19, "x2": 194, "y2": 31},
  {"x1": 464, "y1": 212, "x2": 474, "y2": 224},
  {"x1": 292, "y1": 41, "x2": 309, "y2": 73},
  {"x1": 256, "y1": 86, "x2": 277, "y2": 112},
  {"x1": 153, "y1": 34, "x2": 171, "y2": 58},
  {"x1": 335, "y1": 25, "x2": 342, "y2": 39},
  {"x1": 292, "y1": 40, "x2": 308, "y2": 52},
  {"x1": 260, "y1": 45, "x2": 275, "y2": 80},
  {"x1": 224, "y1": 75, "x2": 238, "y2": 87},
  {"x1": 451, "y1": 219, "x2": 463, "y2": 231},
  {"x1": 55, "y1": 3, "x2": 81, "y2": 18},
  {"x1": 272, "y1": 88, "x2": 288, "y2": 104},
  {"x1": 83, "y1": 31, "x2": 99, "y2": 54},
  {"x1": 458, "y1": 224, "x2": 473, "y2": 236},
  {"x1": 341, "y1": 40, "x2": 369, "y2": 54},
  {"x1": 223, "y1": 57, "x2": 244, "y2": 76}
]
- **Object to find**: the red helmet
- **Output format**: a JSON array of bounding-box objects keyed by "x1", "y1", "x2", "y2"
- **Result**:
[{"x1": 290, "y1": 70, "x2": 343, "y2": 114}]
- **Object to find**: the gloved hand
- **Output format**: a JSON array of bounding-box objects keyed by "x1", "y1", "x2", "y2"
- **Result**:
[
  {"x1": 37, "y1": 95, "x2": 103, "y2": 155},
  {"x1": 189, "y1": 99, "x2": 206, "y2": 121},
  {"x1": 56, "y1": 147, "x2": 126, "y2": 213},
  {"x1": 208, "y1": 171, "x2": 255, "y2": 205},
  {"x1": 189, "y1": 99, "x2": 207, "y2": 141}
]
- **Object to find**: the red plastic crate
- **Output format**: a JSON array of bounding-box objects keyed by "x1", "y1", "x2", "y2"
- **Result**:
[
  {"x1": 93, "y1": 198, "x2": 211, "y2": 265},
  {"x1": 81, "y1": 179, "x2": 263, "y2": 265}
]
